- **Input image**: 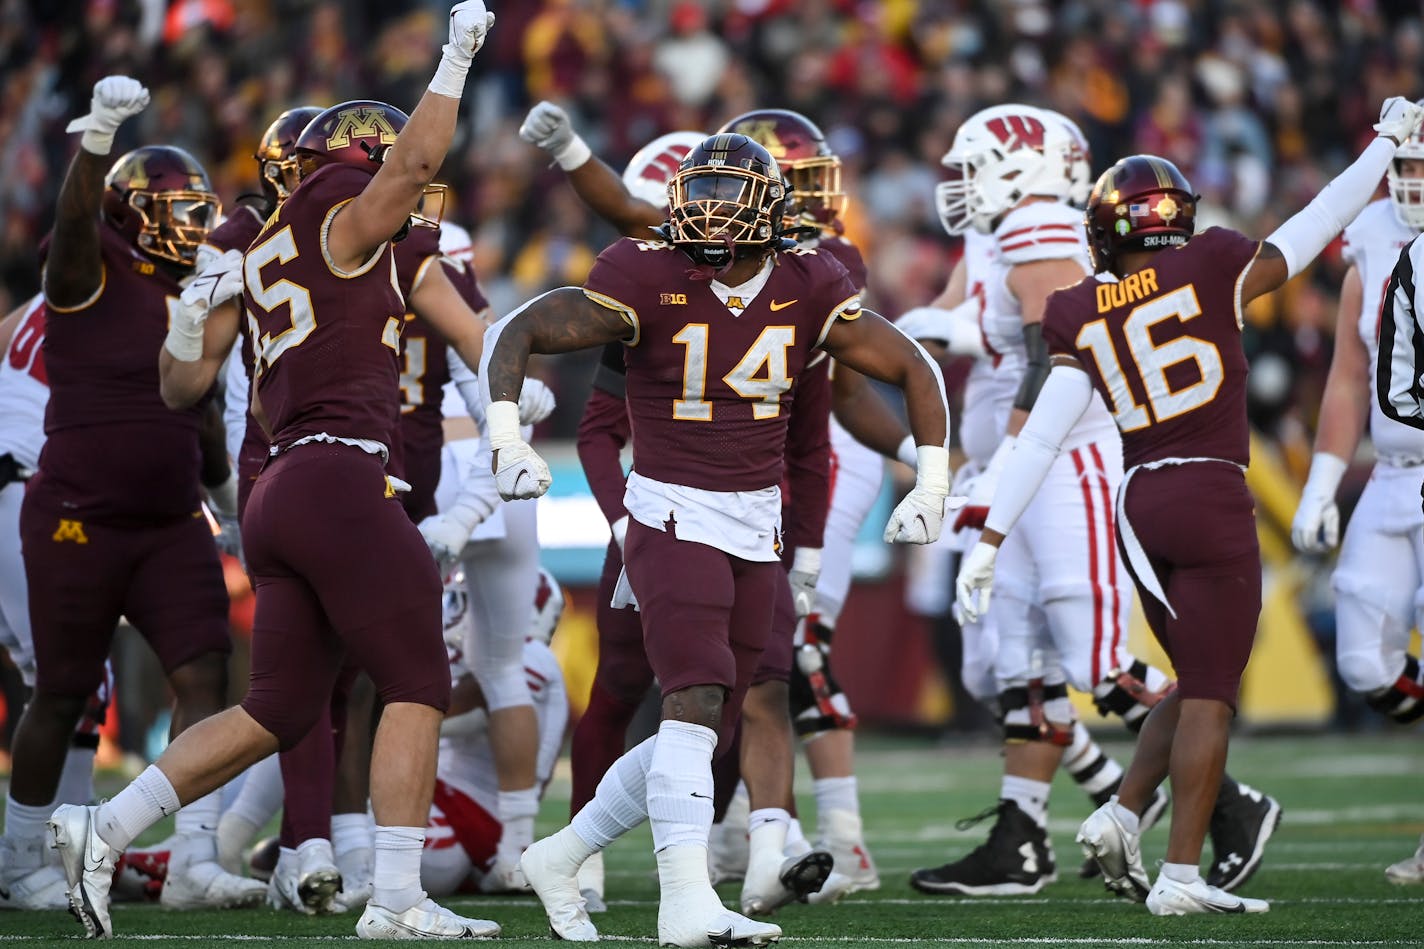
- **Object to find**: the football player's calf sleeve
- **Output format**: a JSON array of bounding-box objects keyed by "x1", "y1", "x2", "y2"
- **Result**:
[
  {"x1": 572, "y1": 736, "x2": 654, "y2": 850},
  {"x1": 645, "y1": 721, "x2": 717, "y2": 852},
  {"x1": 1267, "y1": 136, "x2": 1396, "y2": 279}
]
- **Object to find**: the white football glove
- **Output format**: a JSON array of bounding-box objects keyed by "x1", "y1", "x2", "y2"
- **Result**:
[
  {"x1": 519, "y1": 101, "x2": 591, "y2": 170},
  {"x1": 895, "y1": 298, "x2": 985, "y2": 357},
  {"x1": 1291, "y1": 452, "x2": 1347, "y2": 553},
  {"x1": 955, "y1": 541, "x2": 998, "y2": 623},
  {"x1": 1374, "y1": 96, "x2": 1424, "y2": 145},
  {"x1": 429, "y1": 1, "x2": 495, "y2": 98},
  {"x1": 67, "y1": 76, "x2": 149, "y2": 155},
  {"x1": 487, "y1": 400, "x2": 551, "y2": 499},
  {"x1": 418, "y1": 511, "x2": 475, "y2": 575},
  {"x1": 181, "y1": 248, "x2": 245, "y2": 310},
  {"x1": 788, "y1": 547, "x2": 821, "y2": 620},
  {"x1": 884, "y1": 445, "x2": 965, "y2": 545},
  {"x1": 517, "y1": 377, "x2": 557, "y2": 426}
]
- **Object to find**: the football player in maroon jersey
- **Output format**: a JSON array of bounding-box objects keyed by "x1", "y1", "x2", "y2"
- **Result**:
[
  {"x1": 8, "y1": 72, "x2": 265, "y2": 916},
  {"x1": 957, "y1": 97, "x2": 1424, "y2": 915},
  {"x1": 49, "y1": 3, "x2": 505, "y2": 940},
  {"x1": 490, "y1": 133, "x2": 952, "y2": 946}
]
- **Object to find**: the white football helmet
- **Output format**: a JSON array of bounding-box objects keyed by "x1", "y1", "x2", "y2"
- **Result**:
[
  {"x1": 622, "y1": 131, "x2": 705, "y2": 210},
  {"x1": 1389, "y1": 125, "x2": 1424, "y2": 230},
  {"x1": 438, "y1": 219, "x2": 474, "y2": 262},
  {"x1": 1047, "y1": 111, "x2": 1094, "y2": 208},
  {"x1": 936, "y1": 104, "x2": 1072, "y2": 235},
  {"x1": 527, "y1": 566, "x2": 565, "y2": 645},
  {"x1": 442, "y1": 569, "x2": 473, "y2": 652}
]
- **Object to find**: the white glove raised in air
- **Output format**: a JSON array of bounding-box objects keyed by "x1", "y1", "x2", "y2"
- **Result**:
[
  {"x1": 1374, "y1": 97, "x2": 1424, "y2": 146},
  {"x1": 517, "y1": 376, "x2": 557, "y2": 426},
  {"x1": 67, "y1": 76, "x2": 149, "y2": 156},
  {"x1": 487, "y1": 400, "x2": 552, "y2": 499},
  {"x1": 519, "y1": 101, "x2": 591, "y2": 171},
  {"x1": 884, "y1": 445, "x2": 965, "y2": 545},
  {"x1": 788, "y1": 547, "x2": 822, "y2": 619},
  {"x1": 955, "y1": 541, "x2": 998, "y2": 623},
  {"x1": 429, "y1": 0, "x2": 496, "y2": 98},
  {"x1": 1291, "y1": 452, "x2": 1347, "y2": 553}
]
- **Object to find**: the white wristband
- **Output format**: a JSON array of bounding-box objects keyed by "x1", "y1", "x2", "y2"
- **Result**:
[
  {"x1": 428, "y1": 46, "x2": 472, "y2": 99},
  {"x1": 916, "y1": 445, "x2": 950, "y2": 496},
  {"x1": 896, "y1": 435, "x2": 918, "y2": 468},
  {"x1": 1302, "y1": 451, "x2": 1348, "y2": 502},
  {"x1": 485, "y1": 400, "x2": 522, "y2": 448},
  {"x1": 792, "y1": 546, "x2": 822, "y2": 575},
  {"x1": 553, "y1": 135, "x2": 592, "y2": 171},
  {"x1": 79, "y1": 130, "x2": 117, "y2": 156},
  {"x1": 163, "y1": 313, "x2": 205, "y2": 363}
]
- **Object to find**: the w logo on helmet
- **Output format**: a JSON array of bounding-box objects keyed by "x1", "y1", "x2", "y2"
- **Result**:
[
  {"x1": 325, "y1": 107, "x2": 400, "y2": 150},
  {"x1": 985, "y1": 115, "x2": 1046, "y2": 150}
]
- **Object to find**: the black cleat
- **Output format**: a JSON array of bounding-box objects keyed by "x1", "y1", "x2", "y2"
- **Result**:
[
  {"x1": 910, "y1": 801, "x2": 1057, "y2": 896},
  {"x1": 1206, "y1": 782, "x2": 1281, "y2": 892}
]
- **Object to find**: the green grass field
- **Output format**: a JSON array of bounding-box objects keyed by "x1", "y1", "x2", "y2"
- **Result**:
[{"x1": 3, "y1": 733, "x2": 1421, "y2": 947}]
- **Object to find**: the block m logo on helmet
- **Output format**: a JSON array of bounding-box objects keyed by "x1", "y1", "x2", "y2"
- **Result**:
[
  {"x1": 985, "y1": 115, "x2": 1046, "y2": 150},
  {"x1": 325, "y1": 106, "x2": 400, "y2": 151}
]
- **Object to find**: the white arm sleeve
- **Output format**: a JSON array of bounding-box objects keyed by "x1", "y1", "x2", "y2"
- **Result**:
[
  {"x1": 983, "y1": 365, "x2": 1094, "y2": 535},
  {"x1": 1266, "y1": 137, "x2": 1397, "y2": 279},
  {"x1": 448, "y1": 347, "x2": 486, "y2": 426}
]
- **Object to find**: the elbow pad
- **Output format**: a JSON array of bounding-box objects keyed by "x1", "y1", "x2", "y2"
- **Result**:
[{"x1": 1012, "y1": 322, "x2": 1050, "y2": 412}]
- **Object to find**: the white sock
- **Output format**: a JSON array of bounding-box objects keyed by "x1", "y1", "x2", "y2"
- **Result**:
[
  {"x1": 496, "y1": 786, "x2": 540, "y2": 864},
  {"x1": 331, "y1": 812, "x2": 372, "y2": 859},
  {"x1": 175, "y1": 788, "x2": 221, "y2": 838},
  {"x1": 748, "y1": 807, "x2": 791, "y2": 835},
  {"x1": 1109, "y1": 794, "x2": 1141, "y2": 835},
  {"x1": 225, "y1": 755, "x2": 284, "y2": 828},
  {"x1": 645, "y1": 720, "x2": 717, "y2": 852},
  {"x1": 4, "y1": 793, "x2": 54, "y2": 846},
  {"x1": 1001, "y1": 775, "x2": 1052, "y2": 827},
  {"x1": 812, "y1": 776, "x2": 859, "y2": 825},
  {"x1": 746, "y1": 813, "x2": 789, "y2": 876},
  {"x1": 572, "y1": 736, "x2": 653, "y2": 850},
  {"x1": 56, "y1": 747, "x2": 97, "y2": 806},
  {"x1": 1161, "y1": 861, "x2": 1199, "y2": 883},
  {"x1": 372, "y1": 825, "x2": 426, "y2": 913},
  {"x1": 96, "y1": 765, "x2": 181, "y2": 852}
]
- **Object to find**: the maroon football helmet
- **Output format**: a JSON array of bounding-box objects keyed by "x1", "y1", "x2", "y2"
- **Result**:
[
  {"x1": 718, "y1": 109, "x2": 844, "y2": 229},
  {"x1": 664, "y1": 133, "x2": 787, "y2": 269},
  {"x1": 1085, "y1": 155, "x2": 1197, "y2": 274},
  {"x1": 102, "y1": 146, "x2": 220, "y2": 267},
  {"x1": 293, "y1": 100, "x2": 444, "y2": 227},
  {"x1": 256, "y1": 106, "x2": 323, "y2": 201}
]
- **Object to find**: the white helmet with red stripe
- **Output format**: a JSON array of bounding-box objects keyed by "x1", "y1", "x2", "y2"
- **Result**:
[
  {"x1": 527, "y1": 566, "x2": 565, "y2": 645},
  {"x1": 1389, "y1": 124, "x2": 1424, "y2": 230},
  {"x1": 936, "y1": 104, "x2": 1072, "y2": 236},
  {"x1": 622, "y1": 131, "x2": 706, "y2": 210}
]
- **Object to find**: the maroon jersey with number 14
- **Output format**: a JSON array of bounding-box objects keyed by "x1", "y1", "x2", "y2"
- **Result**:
[
  {"x1": 1041, "y1": 227, "x2": 1261, "y2": 469},
  {"x1": 583, "y1": 238, "x2": 861, "y2": 492},
  {"x1": 243, "y1": 163, "x2": 405, "y2": 451}
]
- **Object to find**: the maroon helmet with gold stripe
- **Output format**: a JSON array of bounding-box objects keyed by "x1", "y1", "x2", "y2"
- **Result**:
[
  {"x1": 1085, "y1": 155, "x2": 1197, "y2": 274},
  {"x1": 293, "y1": 100, "x2": 408, "y2": 178},
  {"x1": 256, "y1": 106, "x2": 323, "y2": 201},
  {"x1": 718, "y1": 109, "x2": 844, "y2": 229},
  {"x1": 102, "y1": 146, "x2": 220, "y2": 267}
]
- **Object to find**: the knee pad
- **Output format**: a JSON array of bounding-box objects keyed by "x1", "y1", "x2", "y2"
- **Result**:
[
  {"x1": 999, "y1": 674, "x2": 1074, "y2": 745},
  {"x1": 474, "y1": 662, "x2": 532, "y2": 714},
  {"x1": 1365, "y1": 655, "x2": 1424, "y2": 724},
  {"x1": 789, "y1": 621, "x2": 857, "y2": 738},
  {"x1": 1092, "y1": 659, "x2": 1175, "y2": 733}
]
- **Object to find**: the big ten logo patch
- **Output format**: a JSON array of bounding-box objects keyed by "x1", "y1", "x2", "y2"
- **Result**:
[
  {"x1": 52, "y1": 519, "x2": 89, "y2": 544},
  {"x1": 660, "y1": 293, "x2": 688, "y2": 305}
]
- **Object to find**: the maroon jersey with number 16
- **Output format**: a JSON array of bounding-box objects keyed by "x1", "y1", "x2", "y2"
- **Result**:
[
  {"x1": 243, "y1": 163, "x2": 406, "y2": 451},
  {"x1": 1041, "y1": 227, "x2": 1261, "y2": 469},
  {"x1": 583, "y1": 238, "x2": 861, "y2": 492}
]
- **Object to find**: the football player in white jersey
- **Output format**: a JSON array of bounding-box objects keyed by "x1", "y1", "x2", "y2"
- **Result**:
[
  {"x1": 421, "y1": 567, "x2": 569, "y2": 895},
  {"x1": 907, "y1": 105, "x2": 1278, "y2": 896},
  {"x1": 1292, "y1": 128, "x2": 1424, "y2": 884}
]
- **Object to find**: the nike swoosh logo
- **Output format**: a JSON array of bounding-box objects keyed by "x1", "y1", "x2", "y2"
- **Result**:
[
  {"x1": 769, "y1": 299, "x2": 797, "y2": 311},
  {"x1": 690, "y1": 792, "x2": 712, "y2": 800}
]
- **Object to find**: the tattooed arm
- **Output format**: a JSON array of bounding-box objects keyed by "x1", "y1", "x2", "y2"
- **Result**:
[{"x1": 43, "y1": 150, "x2": 110, "y2": 311}]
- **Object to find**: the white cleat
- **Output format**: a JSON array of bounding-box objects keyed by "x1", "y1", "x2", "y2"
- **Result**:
[
  {"x1": 478, "y1": 856, "x2": 530, "y2": 894},
  {"x1": 660, "y1": 845, "x2": 781, "y2": 947},
  {"x1": 336, "y1": 844, "x2": 373, "y2": 911},
  {"x1": 576, "y1": 850, "x2": 607, "y2": 913},
  {"x1": 1146, "y1": 874, "x2": 1269, "y2": 915},
  {"x1": 1077, "y1": 801, "x2": 1150, "y2": 902},
  {"x1": 215, "y1": 812, "x2": 260, "y2": 876},
  {"x1": 521, "y1": 834, "x2": 598, "y2": 942},
  {"x1": 818, "y1": 810, "x2": 880, "y2": 893},
  {"x1": 803, "y1": 870, "x2": 855, "y2": 906},
  {"x1": 295, "y1": 840, "x2": 343, "y2": 914},
  {"x1": 355, "y1": 897, "x2": 500, "y2": 939},
  {"x1": 708, "y1": 821, "x2": 749, "y2": 886},
  {"x1": 0, "y1": 834, "x2": 71, "y2": 910},
  {"x1": 48, "y1": 804, "x2": 116, "y2": 938},
  {"x1": 160, "y1": 849, "x2": 266, "y2": 910},
  {"x1": 1385, "y1": 834, "x2": 1424, "y2": 885},
  {"x1": 740, "y1": 850, "x2": 832, "y2": 916}
]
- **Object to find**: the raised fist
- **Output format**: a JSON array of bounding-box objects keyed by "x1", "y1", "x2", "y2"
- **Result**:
[
  {"x1": 519, "y1": 102, "x2": 575, "y2": 154},
  {"x1": 447, "y1": 0, "x2": 495, "y2": 61},
  {"x1": 1374, "y1": 97, "x2": 1424, "y2": 146},
  {"x1": 67, "y1": 76, "x2": 149, "y2": 153}
]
